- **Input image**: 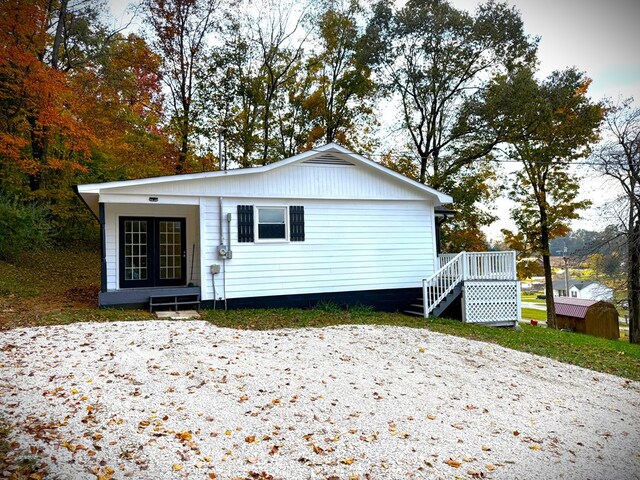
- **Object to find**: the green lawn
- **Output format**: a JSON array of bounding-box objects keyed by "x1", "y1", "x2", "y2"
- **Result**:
[
  {"x1": 2, "y1": 249, "x2": 639, "y2": 381},
  {"x1": 520, "y1": 292, "x2": 546, "y2": 304},
  {"x1": 521, "y1": 307, "x2": 547, "y2": 322}
]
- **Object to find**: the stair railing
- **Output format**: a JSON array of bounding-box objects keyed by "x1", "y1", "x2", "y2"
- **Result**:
[{"x1": 422, "y1": 251, "x2": 465, "y2": 318}]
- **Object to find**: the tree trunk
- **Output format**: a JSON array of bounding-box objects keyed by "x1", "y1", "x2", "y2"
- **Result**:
[
  {"x1": 628, "y1": 211, "x2": 640, "y2": 343},
  {"x1": 28, "y1": 115, "x2": 46, "y2": 191},
  {"x1": 177, "y1": 133, "x2": 188, "y2": 174},
  {"x1": 419, "y1": 154, "x2": 427, "y2": 184},
  {"x1": 540, "y1": 204, "x2": 557, "y2": 328}
]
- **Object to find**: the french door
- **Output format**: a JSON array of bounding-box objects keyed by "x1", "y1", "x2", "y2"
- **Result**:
[{"x1": 119, "y1": 217, "x2": 186, "y2": 288}]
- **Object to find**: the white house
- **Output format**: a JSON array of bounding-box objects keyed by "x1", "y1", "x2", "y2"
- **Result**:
[
  {"x1": 74, "y1": 143, "x2": 520, "y2": 325},
  {"x1": 552, "y1": 279, "x2": 614, "y2": 302}
]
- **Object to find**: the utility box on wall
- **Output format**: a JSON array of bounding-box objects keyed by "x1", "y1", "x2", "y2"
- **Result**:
[{"x1": 554, "y1": 297, "x2": 620, "y2": 340}]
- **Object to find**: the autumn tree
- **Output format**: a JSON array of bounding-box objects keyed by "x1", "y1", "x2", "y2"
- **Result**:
[
  {"x1": 304, "y1": 0, "x2": 379, "y2": 149},
  {"x1": 592, "y1": 98, "x2": 640, "y2": 343},
  {"x1": 0, "y1": 0, "x2": 103, "y2": 194},
  {"x1": 252, "y1": 0, "x2": 309, "y2": 165},
  {"x1": 143, "y1": 0, "x2": 222, "y2": 173},
  {"x1": 492, "y1": 68, "x2": 604, "y2": 328},
  {"x1": 368, "y1": 0, "x2": 537, "y2": 248}
]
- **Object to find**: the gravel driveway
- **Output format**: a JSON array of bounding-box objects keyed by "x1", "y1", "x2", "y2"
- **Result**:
[{"x1": 1, "y1": 321, "x2": 639, "y2": 479}]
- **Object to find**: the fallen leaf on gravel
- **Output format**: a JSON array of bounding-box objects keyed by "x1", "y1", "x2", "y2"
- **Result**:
[
  {"x1": 245, "y1": 436, "x2": 257, "y2": 443},
  {"x1": 341, "y1": 458, "x2": 355, "y2": 465},
  {"x1": 312, "y1": 444, "x2": 325, "y2": 455},
  {"x1": 177, "y1": 431, "x2": 193, "y2": 443},
  {"x1": 239, "y1": 395, "x2": 248, "y2": 402},
  {"x1": 419, "y1": 348, "x2": 425, "y2": 353},
  {"x1": 427, "y1": 414, "x2": 436, "y2": 420},
  {"x1": 486, "y1": 464, "x2": 496, "y2": 471},
  {"x1": 446, "y1": 458, "x2": 462, "y2": 468},
  {"x1": 513, "y1": 431, "x2": 520, "y2": 436},
  {"x1": 462, "y1": 457, "x2": 474, "y2": 462},
  {"x1": 172, "y1": 464, "x2": 183, "y2": 471},
  {"x1": 529, "y1": 445, "x2": 540, "y2": 450},
  {"x1": 208, "y1": 474, "x2": 216, "y2": 479},
  {"x1": 481, "y1": 444, "x2": 491, "y2": 451}
]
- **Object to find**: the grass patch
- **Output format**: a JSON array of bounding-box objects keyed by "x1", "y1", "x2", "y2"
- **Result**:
[
  {"x1": 521, "y1": 307, "x2": 547, "y2": 322},
  {"x1": 0, "y1": 249, "x2": 100, "y2": 298},
  {"x1": 520, "y1": 293, "x2": 545, "y2": 304},
  {"x1": 202, "y1": 308, "x2": 640, "y2": 381}
]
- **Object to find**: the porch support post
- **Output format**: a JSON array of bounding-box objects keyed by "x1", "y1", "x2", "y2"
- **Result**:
[
  {"x1": 511, "y1": 250, "x2": 517, "y2": 280},
  {"x1": 99, "y1": 202, "x2": 107, "y2": 293},
  {"x1": 461, "y1": 252, "x2": 468, "y2": 281}
]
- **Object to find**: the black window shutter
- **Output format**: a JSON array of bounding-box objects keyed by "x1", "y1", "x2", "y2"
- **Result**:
[
  {"x1": 290, "y1": 206, "x2": 305, "y2": 241},
  {"x1": 237, "y1": 205, "x2": 254, "y2": 242}
]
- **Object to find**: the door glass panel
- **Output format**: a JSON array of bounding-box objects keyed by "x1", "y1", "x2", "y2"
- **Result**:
[
  {"x1": 159, "y1": 221, "x2": 182, "y2": 280},
  {"x1": 124, "y1": 220, "x2": 148, "y2": 281}
]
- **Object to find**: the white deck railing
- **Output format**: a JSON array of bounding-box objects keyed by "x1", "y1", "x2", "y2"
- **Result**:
[{"x1": 424, "y1": 251, "x2": 517, "y2": 317}]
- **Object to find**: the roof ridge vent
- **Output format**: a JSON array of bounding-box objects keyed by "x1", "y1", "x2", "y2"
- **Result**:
[{"x1": 303, "y1": 153, "x2": 354, "y2": 166}]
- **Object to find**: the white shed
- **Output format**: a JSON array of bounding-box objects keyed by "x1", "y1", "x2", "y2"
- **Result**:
[{"x1": 75, "y1": 143, "x2": 520, "y2": 324}]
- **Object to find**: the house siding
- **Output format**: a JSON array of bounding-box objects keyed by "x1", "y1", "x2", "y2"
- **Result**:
[
  {"x1": 199, "y1": 198, "x2": 435, "y2": 301},
  {"x1": 104, "y1": 203, "x2": 200, "y2": 291},
  {"x1": 106, "y1": 164, "x2": 427, "y2": 201}
]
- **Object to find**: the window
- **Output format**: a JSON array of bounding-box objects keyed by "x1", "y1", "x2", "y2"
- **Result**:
[
  {"x1": 257, "y1": 207, "x2": 287, "y2": 240},
  {"x1": 237, "y1": 204, "x2": 304, "y2": 243},
  {"x1": 571, "y1": 290, "x2": 577, "y2": 298}
]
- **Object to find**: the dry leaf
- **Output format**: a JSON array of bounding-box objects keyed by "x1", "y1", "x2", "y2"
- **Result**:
[
  {"x1": 245, "y1": 435, "x2": 257, "y2": 443},
  {"x1": 481, "y1": 444, "x2": 491, "y2": 451},
  {"x1": 341, "y1": 457, "x2": 356, "y2": 465},
  {"x1": 446, "y1": 458, "x2": 462, "y2": 468},
  {"x1": 172, "y1": 464, "x2": 183, "y2": 471},
  {"x1": 208, "y1": 474, "x2": 217, "y2": 479},
  {"x1": 427, "y1": 414, "x2": 436, "y2": 420},
  {"x1": 529, "y1": 445, "x2": 540, "y2": 450},
  {"x1": 486, "y1": 464, "x2": 496, "y2": 472}
]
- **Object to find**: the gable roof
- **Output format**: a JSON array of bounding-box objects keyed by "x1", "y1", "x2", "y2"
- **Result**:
[
  {"x1": 75, "y1": 143, "x2": 452, "y2": 217},
  {"x1": 552, "y1": 279, "x2": 603, "y2": 291}
]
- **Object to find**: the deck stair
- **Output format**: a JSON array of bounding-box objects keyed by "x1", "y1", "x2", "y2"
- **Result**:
[
  {"x1": 406, "y1": 251, "x2": 518, "y2": 321},
  {"x1": 149, "y1": 293, "x2": 201, "y2": 313}
]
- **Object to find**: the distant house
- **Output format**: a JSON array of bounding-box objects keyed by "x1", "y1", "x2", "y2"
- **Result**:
[{"x1": 552, "y1": 279, "x2": 613, "y2": 302}]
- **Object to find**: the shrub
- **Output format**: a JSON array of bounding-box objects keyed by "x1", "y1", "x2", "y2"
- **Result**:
[{"x1": 0, "y1": 196, "x2": 51, "y2": 262}]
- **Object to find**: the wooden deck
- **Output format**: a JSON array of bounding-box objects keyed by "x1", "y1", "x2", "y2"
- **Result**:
[
  {"x1": 99, "y1": 286, "x2": 201, "y2": 308},
  {"x1": 422, "y1": 252, "x2": 521, "y2": 326}
]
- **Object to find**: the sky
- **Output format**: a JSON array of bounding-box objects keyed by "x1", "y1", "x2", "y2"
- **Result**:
[
  {"x1": 450, "y1": 0, "x2": 640, "y2": 239},
  {"x1": 107, "y1": 0, "x2": 640, "y2": 239}
]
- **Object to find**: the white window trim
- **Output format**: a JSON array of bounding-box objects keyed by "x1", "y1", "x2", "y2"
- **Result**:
[{"x1": 254, "y1": 205, "x2": 289, "y2": 243}]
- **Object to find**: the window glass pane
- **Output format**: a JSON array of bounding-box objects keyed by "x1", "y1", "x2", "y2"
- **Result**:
[
  {"x1": 258, "y1": 224, "x2": 286, "y2": 239},
  {"x1": 259, "y1": 208, "x2": 284, "y2": 223},
  {"x1": 159, "y1": 220, "x2": 182, "y2": 280},
  {"x1": 123, "y1": 219, "x2": 147, "y2": 282}
]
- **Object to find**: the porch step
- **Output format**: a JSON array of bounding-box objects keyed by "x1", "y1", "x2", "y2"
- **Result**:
[
  {"x1": 404, "y1": 284, "x2": 462, "y2": 318},
  {"x1": 149, "y1": 294, "x2": 201, "y2": 313}
]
